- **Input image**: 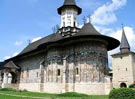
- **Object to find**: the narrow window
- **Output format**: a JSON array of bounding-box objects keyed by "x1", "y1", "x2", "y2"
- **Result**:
[
  {"x1": 76, "y1": 68, "x2": 79, "y2": 75},
  {"x1": 21, "y1": 70, "x2": 24, "y2": 78},
  {"x1": 37, "y1": 72, "x2": 38, "y2": 77},
  {"x1": 126, "y1": 68, "x2": 127, "y2": 71},
  {"x1": 57, "y1": 69, "x2": 60, "y2": 76},
  {"x1": 27, "y1": 68, "x2": 29, "y2": 78}
]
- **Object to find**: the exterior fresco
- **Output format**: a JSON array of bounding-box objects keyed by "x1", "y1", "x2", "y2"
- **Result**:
[{"x1": 16, "y1": 40, "x2": 108, "y2": 84}]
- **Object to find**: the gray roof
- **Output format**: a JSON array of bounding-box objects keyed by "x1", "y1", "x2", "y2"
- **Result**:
[
  {"x1": 10, "y1": 23, "x2": 119, "y2": 59},
  {"x1": 0, "y1": 62, "x2": 6, "y2": 69},
  {"x1": 3, "y1": 61, "x2": 19, "y2": 69},
  {"x1": 64, "y1": 0, "x2": 76, "y2": 5},
  {"x1": 76, "y1": 22, "x2": 101, "y2": 36},
  {"x1": 19, "y1": 32, "x2": 63, "y2": 55},
  {"x1": 120, "y1": 28, "x2": 130, "y2": 50},
  {"x1": 57, "y1": 0, "x2": 82, "y2": 15},
  {"x1": 74, "y1": 23, "x2": 120, "y2": 51}
]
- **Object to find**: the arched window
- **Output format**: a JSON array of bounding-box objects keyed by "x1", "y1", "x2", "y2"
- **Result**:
[{"x1": 120, "y1": 82, "x2": 127, "y2": 88}]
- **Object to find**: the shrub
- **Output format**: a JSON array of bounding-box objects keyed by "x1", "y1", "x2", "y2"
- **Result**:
[
  {"x1": 57, "y1": 92, "x2": 88, "y2": 97},
  {"x1": 129, "y1": 84, "x2": 135, "y2": 88},
  {"x1": 109, "y1": 88, "x2": 135, "y2": 99},
  {"x1": 0, "y1": 88, "x2": 15, "y2": 91}
]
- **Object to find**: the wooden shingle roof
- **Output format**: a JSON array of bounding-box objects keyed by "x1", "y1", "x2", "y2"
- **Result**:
[
  {"x1": 120, "y1": 28, "x2": 130, "y2": 50},
  {"x1": 19, "y1": 32, "x2": 63, "y2": 55},
  {"x1": 9, "y1": 23, "x2": 120, "y2": 60},
  {"x1": 57, "y1": 0, "x2": 82, "y2": 15},
  {"x1": 4, "y1": 61, "x2": 19, "y2": 69},
  {"x1": 74, "y1": 23, "x2": 120, "y2": 51}
]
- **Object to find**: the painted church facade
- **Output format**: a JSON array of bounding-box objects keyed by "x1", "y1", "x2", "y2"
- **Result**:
[{"x1": 0, "y1": 0, "x2": 132, "y2": 95}]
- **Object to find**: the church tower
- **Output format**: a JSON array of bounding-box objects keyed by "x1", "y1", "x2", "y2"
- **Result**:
[
  {"x1": 58, "y1": 0, "x2": 82, "y2": 37},
  {"x1": 112, "y1": 27, "x2": 135, "y2": 88}
]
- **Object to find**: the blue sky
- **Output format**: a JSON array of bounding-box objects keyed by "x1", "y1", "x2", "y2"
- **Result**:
[{"x1": 0, "y1": 0, "x2": 135, "y2": 66}]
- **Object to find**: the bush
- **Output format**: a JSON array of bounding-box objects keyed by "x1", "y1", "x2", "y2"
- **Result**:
[
  {"x1": 129, "y1": 84, "x2": 135, "y2": 88},
  {"x1": 0, "y1": 88, "x2": 15, "y2": 91},
  {"x1": 57, "y1": 92, "x2": 88, "y2": 97},
  {"x1": 109, "y1": 88, "x2": 135, "y2": 99}
]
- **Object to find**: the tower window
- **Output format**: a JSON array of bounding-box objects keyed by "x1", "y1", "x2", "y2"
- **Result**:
[
  {"x1": 74, "y1": 22, "x2": 76, "y2": 27},
  {"x1": 57, "y1": 69, "x2": 60, "y2": 76},
  {"x1": 126, "y1": 68, "x2": 127, "y2": 71}
]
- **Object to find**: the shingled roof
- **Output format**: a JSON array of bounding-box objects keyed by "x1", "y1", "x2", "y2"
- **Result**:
[
  {"x1": 73, "y1": 23, "x2": 120, "y2": 51},
  {"x1": 76, "y1": 22, "x2": 101, "y2": 35},
  {"x1": 57, "y1": 0, "x2": 82, "y2": 15},
  {"x1": 0, "y1": 61, "x2": 19, "y2": 69},
  {"x1": 12, "y1": 22, "x2": 120, "y2": 58},
  {"x1": 120, "y1": 28, "x2": 130, "y2": 51},
  {"x1": 19, "y1": 32, "x2": 63, "y2": 55},
  {"x1": 64, "y1": 0, "x2": 76, "y2": 5},
  {"x1": 3, "y1": 61, "x2": 19, "y2": 69},
  {"x1": 0, "y1": 62, "x2": 6, "y2": 70}
]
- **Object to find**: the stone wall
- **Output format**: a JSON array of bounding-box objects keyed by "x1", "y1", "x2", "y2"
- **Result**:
[
  {"x1": 19, "y1": 83, "x2": 40, "y2": 92},
  {"x1": 18, "y1": 82, "x2": 111, "y2": 95},
  {"x1": 16, "y1": 53, "x2": 45, "y2": 84},
  {"x1": 75, "y1": 83, "x2": 105, "y2": 95},
  {"x1": 2, "y1": 84, "x2": 19, "y2": 90}
]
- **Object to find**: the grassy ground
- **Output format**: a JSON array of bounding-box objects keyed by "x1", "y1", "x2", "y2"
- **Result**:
[{"x1": 0, "y1": 88, "x2": 109, "y2": 99}]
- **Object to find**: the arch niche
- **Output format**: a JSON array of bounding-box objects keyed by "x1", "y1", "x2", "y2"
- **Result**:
[{"x1": 120, "y1": 82, "x2": 127, "y2": 88}]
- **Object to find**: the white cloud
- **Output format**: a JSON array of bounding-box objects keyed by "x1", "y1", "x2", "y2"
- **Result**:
[
  {"x1": 91, "y1": 0, "x2": 127, "y2": 25},
  {"x1": 110, "y1": 26, "x2": 135, "y2": 51},
  {"x1": 12, "y1": 52, "x2": 19, "y2": 57},
  {"x1": 108, "y1": 26, "x2": 135, "y2": 67},
  {"x1": 15, "y1": 41, "x2": 23, "y2": 46},
  {"x1": 4, "y1": 56, "x2": 11, "y2": 60},
  {"x1": 94, "y1": 25, "x2": 113, "y2": 35},
  {"x1": 31, "y1": 37, "x2": 42, "y2": 43},
  {"x1": 3, "y1": 52, "x2": 19, "y2": 60}
]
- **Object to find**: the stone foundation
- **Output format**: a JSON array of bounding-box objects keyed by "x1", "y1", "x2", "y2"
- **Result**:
[
  {"x1": 2, "y1": 83, "x2": 19, "y2": 90},
  {"x1": 18, "y1": 82, "x2": 111, "y2": 95},
  {"x1": 19, "y1": 83, "x2": 40, "y2": 92}
]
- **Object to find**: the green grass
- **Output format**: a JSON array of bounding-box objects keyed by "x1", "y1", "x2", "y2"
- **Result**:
[
  {"x1": 0, "y1": 95, "x2": 35, "y2": 99},
  {"x1": 0, "y1": 88, "x2": 109, "y2": 99}
]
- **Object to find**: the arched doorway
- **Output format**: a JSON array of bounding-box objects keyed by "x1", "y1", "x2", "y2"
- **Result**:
[
  {"x1": 120, "y1": 82, "x2": 127, "y2": 88},
  {"x1": 10, "y1": 72, "x2": 17, "y2": 83}
]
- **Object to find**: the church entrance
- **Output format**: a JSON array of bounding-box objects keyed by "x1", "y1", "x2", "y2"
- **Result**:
[
  {"x1": 2, "y1": 70, "x2": 19, "y2": 84},
  {"x1": 120, "y1": 82, "x2": 127, "y2": 88},
  {"x1": 10, "y1": 72, "x2": 17, "y2": 83}
]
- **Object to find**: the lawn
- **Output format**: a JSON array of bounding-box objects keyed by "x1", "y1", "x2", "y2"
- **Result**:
[{"x1": 0, "y1": 88, "x2": 109, "y2": 99}]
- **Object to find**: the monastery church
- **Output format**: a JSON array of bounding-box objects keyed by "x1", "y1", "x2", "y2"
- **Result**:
[{"x1": 0, "y1": 0, "x2": 134, "y2": 95}]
